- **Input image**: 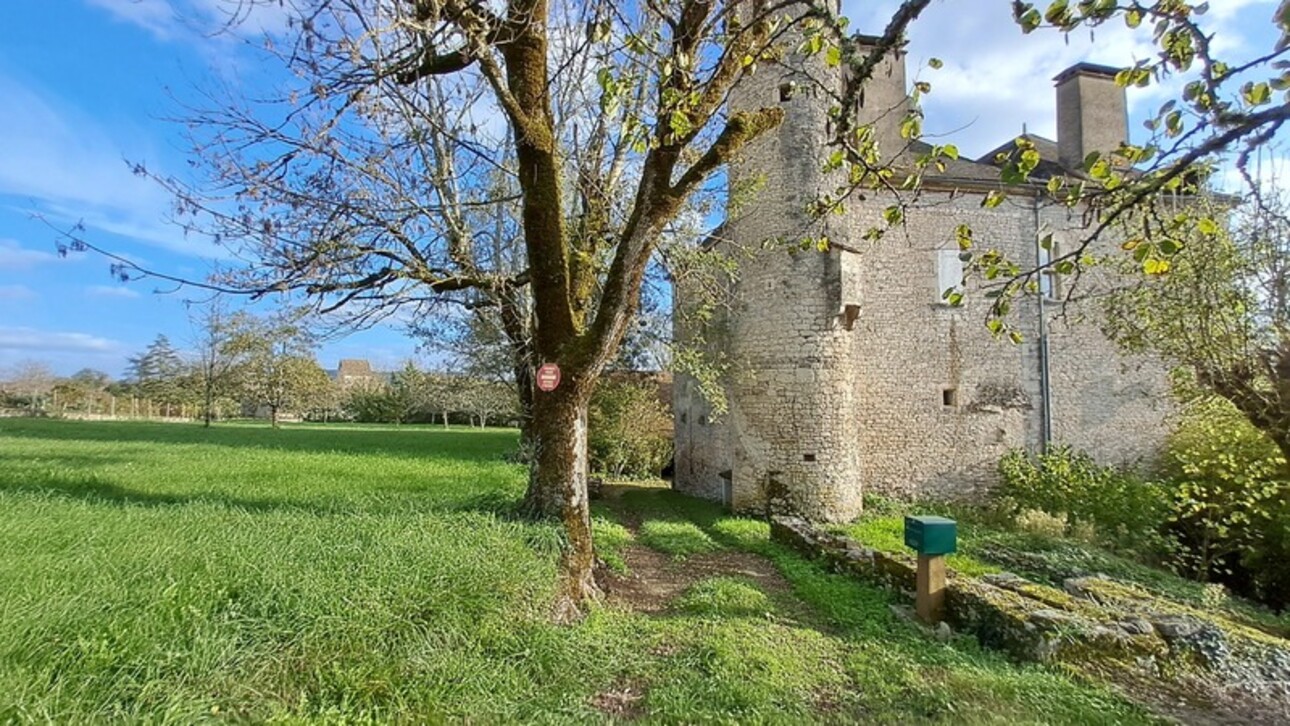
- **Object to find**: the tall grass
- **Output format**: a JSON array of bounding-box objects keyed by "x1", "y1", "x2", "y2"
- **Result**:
[{"x1": 0, "y1": 420, "x2": 1152, "y2": 723}]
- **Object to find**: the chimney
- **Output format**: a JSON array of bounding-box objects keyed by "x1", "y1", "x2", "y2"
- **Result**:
[
  {"x1": 851, "y1": 35, "x2": 910, "y2": 160},
  {"x1": 1053, "y1": 63, "x2": 1128, "y2": 170}
]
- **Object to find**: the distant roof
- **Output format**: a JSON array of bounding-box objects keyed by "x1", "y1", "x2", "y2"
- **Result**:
[
  {"x1": 1053, "y1": 62, "x2": 1123, "y2": 84},
  {"x1": 973, "y1": 133, "x2": 1070, "y2": 181}
]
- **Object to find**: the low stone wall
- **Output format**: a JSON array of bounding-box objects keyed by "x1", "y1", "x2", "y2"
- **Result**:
[{"x1": 770, "y1": 516, "x2": 1290, "y2": 717}]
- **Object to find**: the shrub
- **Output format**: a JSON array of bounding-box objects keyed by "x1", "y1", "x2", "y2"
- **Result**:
[
  {"x1": 1160, "y1": 397, "x2": 1290, "y2": 602},
  {"x1": 588, "y1": 379, "x2": 673, "y2": 479},
  {"x1": 1015, "y1": 509, "x2": 1068, "y2": 539},
  {"x1": 997, "y1": 446, "x2": 1170, "y2": 557}
]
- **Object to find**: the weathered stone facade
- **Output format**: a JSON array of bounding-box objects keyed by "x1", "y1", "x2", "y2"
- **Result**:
[{"x1": 673, "y1": 32, "x2": 1173, "y2": 519}]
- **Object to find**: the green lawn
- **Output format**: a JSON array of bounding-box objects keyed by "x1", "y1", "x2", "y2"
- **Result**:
[{"x1": 0, "y1": 419, "x2": 1156, "y2": 723}]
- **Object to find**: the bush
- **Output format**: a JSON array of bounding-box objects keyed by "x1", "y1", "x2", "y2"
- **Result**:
[
  {"x1": 588, "y1": 379, "x2": 673, "y2": 479},
  {"x1": 997, "y1": 446, "x2": 1170, "y2": 558},
  {"x1": 993, "y1": 399, "x2": 1290, "y2": 610},
  {"x1": 1015, "y1": 509, "x2": 1068, "y2": 539},
  {"x1": 1160, "y1": 397, "x2": 1290, "y2": 604}
]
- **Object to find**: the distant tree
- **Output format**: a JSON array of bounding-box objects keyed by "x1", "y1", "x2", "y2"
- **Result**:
[
  {"x1": 237, "y1": 321, "x2": 332, "y2": 427},
  {"x1": 189, "y1": 300, "x2": 256, "y2": 427},
  {"x1": 51, "y1": 368, "x2": 113, "y2": 414},
  {"x1": 384, "y1": 362, "x2": 428, "y2": 424},
  {"x1": 68, "y1": 368, "x2": 111, "y2": 391},
  {"x1": 2, "y1": 360, "x2": 57, "y2": 411},
  {"x1": 462, "y1": 378, "x2": 521, "y2": 428},
  {"x1": 127, "y1": 335, "x2": 190, "y2": 414}
]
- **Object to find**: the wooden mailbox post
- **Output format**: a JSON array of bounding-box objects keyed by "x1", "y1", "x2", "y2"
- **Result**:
[{"x1": 904, "y1": 515, "x2": 957, "y2": 625}]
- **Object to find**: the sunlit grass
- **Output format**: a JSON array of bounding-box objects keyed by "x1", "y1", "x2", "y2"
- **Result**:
[{"x1": 0, "y1": 419, "x2": 1156, "y2": 723}]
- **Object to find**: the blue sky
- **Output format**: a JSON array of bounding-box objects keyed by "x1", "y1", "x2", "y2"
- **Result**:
[{"x1": 0, "y1": 0, "x2": 1281, "y2": 376}]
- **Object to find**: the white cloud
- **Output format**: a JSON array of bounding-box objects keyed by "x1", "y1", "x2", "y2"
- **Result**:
[
  {"x1": 84, "y1": 0, "x2": 294, "y2": 44},
  {"x1": 0, "y1": 239, "x2": 61, "y2": 271},
  {"x1": 841, "y1": 0, "x2": 1280, "y2": 156},
  {"x1": 85, "y1": 0, "x2": 182, "y2": 41},
  {"x1": 0, "y1": 326, "x2": 122, "y2": 354},
  {"x1": 0, "y1": 74, "x2": 232, "y2": 260},
  {"x1": 0, "y1": 285, "x2": 36, "y2": 301},
  {"x1": 86, "y1": 285, "x2": 142, "y2": 299}
]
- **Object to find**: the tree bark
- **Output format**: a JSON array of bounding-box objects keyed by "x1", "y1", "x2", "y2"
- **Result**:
[
  {"x1": 523, "y1": 384, "x2": 599, "y2": 620},
  {"x1": 270, "y1": 405, "x2": 280, "y2": 428}
]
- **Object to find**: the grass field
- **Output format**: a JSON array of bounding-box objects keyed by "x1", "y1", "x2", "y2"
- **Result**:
[{"x1": 0, "y1": 419, "x2": 1158, "y2": 723}]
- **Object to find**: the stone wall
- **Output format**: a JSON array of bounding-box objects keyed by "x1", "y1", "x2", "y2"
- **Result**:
[
  {"x1": 673, "y1": 11, "x2": 1174, "y2": 516},
  {"x1": 770, "y1": 516, "x2": 1290, "y2": 720}
]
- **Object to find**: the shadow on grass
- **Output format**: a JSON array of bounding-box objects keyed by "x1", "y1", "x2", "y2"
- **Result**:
[
  {"x1": 0, "y1": 418, "x2": 520, "y2": 464},
  {"x1": 0, "y1": 466, "x2": 528, "y2": 519}
]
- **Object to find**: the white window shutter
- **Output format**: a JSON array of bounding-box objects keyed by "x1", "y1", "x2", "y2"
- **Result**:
[{"x1": 936, "y1": 249, "x2": 962, "y2": 303}]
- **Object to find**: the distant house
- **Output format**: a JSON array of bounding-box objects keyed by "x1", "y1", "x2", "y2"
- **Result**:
[{"x1": 328, "y1": 359, "x2": 389, "y2": 389}]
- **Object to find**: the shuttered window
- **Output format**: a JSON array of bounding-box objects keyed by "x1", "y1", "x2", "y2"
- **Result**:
[{"x1": 936, "y1": 249, "x2": 962, "y2": 304}]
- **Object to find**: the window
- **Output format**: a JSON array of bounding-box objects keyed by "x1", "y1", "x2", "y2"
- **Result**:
[
  {"x1": 803, "y1": 453, "x2": 817, "y2": 463},
  {"x1": 936, "y1": 249, "x2": 963, "y2": 304},
  {"x1": 1038, "y1": 240, "x2": 1058, "y2": 300},
  {"x1": 779, "y1": 82, "x2": 795, "y2": 103},
  {"x1": 942, "y1": 387, "x2": 959, "y2": 408}
]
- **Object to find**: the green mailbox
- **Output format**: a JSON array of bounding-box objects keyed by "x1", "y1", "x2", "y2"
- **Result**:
[{"x1": 904, "y1": 516, "x2": 957, "y2": 556}]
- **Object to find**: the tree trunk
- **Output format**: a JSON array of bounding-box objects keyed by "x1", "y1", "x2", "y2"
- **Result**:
[
  {"x1": 203, "y1": 380, "x2": 214, "y2": 428},
  {"x1": 523, "y1": 387, "x2": 599, "y2": 621},
  {"x1": 1267, "y1": 427, "x2": 1290, "y2": 468},
  {"x1": 270, "y1": 405, "x2": 280, "y2": 428}
]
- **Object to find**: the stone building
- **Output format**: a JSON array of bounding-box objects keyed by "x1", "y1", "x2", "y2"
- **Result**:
[
  {"x1": 329, "y1": 359, "x2": 388, "y2": 389},
  {"x1": 672, "y1": 32, "x2": 1174, "y2": 522}
]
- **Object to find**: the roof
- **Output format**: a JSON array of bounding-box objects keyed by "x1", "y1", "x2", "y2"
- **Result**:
[{"x1": 972, "y1": 133, "x2": 1071, "y2": 181}]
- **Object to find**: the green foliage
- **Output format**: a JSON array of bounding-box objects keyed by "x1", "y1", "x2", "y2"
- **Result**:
[
  {"x1": 997, "y1": 446, "x2": 1170, "y2": 557},
  {"x1": 992, "y1": 403, "x2": 1290, "y2": 609},
  {"x1": 587, "y1": 378, "x2": 673, "y2": 479},
  {"x1": 1161, "y1": 397, "x2": 1290, "y2": 601}
]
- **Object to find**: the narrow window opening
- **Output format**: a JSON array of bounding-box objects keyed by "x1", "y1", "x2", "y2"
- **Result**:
[
  {"x1": 779, "y1": 82, "x2": 795, "y2": 102},
  {"x1": 698, "y1": 414, "x2": 708, "y2": 426},
  {"x1": 936, "y1": 249, "x2": 964, "y2": 304},
  {"x1": 842, "y1": 303, "x2": 860, "y2": 330},
  {"x1": 1038, "y1": 239, "x2": 1058, "y2": 300},
  {"x1": 942, "y1": 387, "x2": 958, "y2": 408},
  {"x1": 803, "y1": 453, "x2": 817, "y2": 463},
  {"x1": 859, "y1": 88, "x2": 866, "y2": 108}
]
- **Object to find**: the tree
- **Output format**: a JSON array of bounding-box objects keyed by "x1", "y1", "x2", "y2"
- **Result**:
[
  {"x1": 386, "y1": 362, "x2": 430, "y2": 424},
  {"x1": 237, "y1": 320, "x2": 332, "y2": 427},
  {"x1": 62, "y1": 0, "x2": 1290, "y2": 617},
  {"x1": 1105, "y1": 191, "x2": 1290, "y2": 461},
  {"x1": 126, "y1": 335, "x2": 190, "y2": 415},
  {"x1": 51, "y1": 369, "x2": 113, "y2": 414},
  {"x1": 461, "y1": 377, "x2": 520, "y2": 428},
  {"x1": 189, "y1": 300, "x2": 256, "y2": 427},
  {"x1": 1, "y1": 360, "x2": 57, "y2": 412}
]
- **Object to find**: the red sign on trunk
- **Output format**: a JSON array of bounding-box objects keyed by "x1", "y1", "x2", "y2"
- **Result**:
[{"x1": 536, "y1": 363, "x2": 561, "y2": 392}]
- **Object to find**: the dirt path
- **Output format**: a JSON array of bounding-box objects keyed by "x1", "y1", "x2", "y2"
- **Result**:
[
  {"x1": 594, "y1": 483, "x2": 791, "y2": 613},
  {"x1": 598, "y1": 545, "x2": 790, "y2": 613}
]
